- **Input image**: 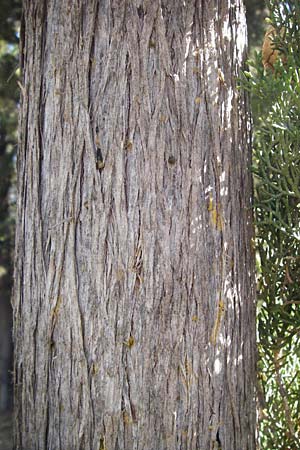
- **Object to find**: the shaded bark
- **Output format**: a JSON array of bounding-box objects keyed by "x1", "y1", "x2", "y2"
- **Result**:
[
  {"x1": 14, "y1": 1, "x2": 256, "y2": 449},
  {"x1": 0, "y1": 126, "x2": 14, "y2": 413},
  {"x1": 0, "y1": 290, "x2": 13, "y2": 412}
]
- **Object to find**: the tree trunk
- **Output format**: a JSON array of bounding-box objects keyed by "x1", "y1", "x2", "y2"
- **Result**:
[
  {"x1": 0, "y1": 290, "x2": 13, "y2": 412},
  {"x1": 14, "y1": 1, "x2": 256, "y2": 449}
]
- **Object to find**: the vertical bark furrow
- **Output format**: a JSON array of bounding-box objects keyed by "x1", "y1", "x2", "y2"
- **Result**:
[{"x1": 14, "y1": 1, "x2": 255, "y2": 449}]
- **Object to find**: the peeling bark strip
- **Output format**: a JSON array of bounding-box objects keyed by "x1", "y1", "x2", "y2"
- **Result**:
[{"x1": 14, "y1": 1, "x2": 256, "y2": 449}]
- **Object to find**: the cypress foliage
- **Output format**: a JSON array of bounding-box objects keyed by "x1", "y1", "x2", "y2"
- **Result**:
[{"x1": 242, "y1": 1, "x2": 300, "y2": 448}]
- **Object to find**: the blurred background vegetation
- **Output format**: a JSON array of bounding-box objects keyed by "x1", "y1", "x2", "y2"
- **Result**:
[
  {"x1": 0, "y1": 1, "x2": 299, "y2": 449},
  {"x1": 0, "y1": 0, "x2": 20, "y2": 416},
  {"x1": 0, "y1": 0, "x2": 20, "y2": 288}
]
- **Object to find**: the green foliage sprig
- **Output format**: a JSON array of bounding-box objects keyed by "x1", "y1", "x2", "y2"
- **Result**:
[{"x1": 243, "y1": 1, "x2": 300, "y2": 448}]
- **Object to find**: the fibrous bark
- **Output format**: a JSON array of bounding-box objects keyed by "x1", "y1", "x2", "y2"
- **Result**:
[{"x1": 14, "y1": 1, "x2": 256, "y2": 449}]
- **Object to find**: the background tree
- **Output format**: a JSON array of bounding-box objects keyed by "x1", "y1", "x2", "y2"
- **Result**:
[
  {"x1": 0, "y1": 0, "x2": 20, "y2": 413},
  {"x1": 14, "y1": 1, "x2": 256, "y2": 449},
  {"x1": 242, "y1": 1, "x2": 300, "y2": 448},
  {"x1": 245, "y1": 0, "x2": 267, "y2": 49}
]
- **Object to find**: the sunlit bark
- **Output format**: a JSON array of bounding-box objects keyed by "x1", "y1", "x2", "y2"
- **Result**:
[{"x1": 14, "y1": 1, "x2": 256, "y2": 449}]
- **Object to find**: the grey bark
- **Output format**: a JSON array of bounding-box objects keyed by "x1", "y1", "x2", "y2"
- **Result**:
[{"x1": 14, "y1": 1, "x2": 256, "y2": 449}]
